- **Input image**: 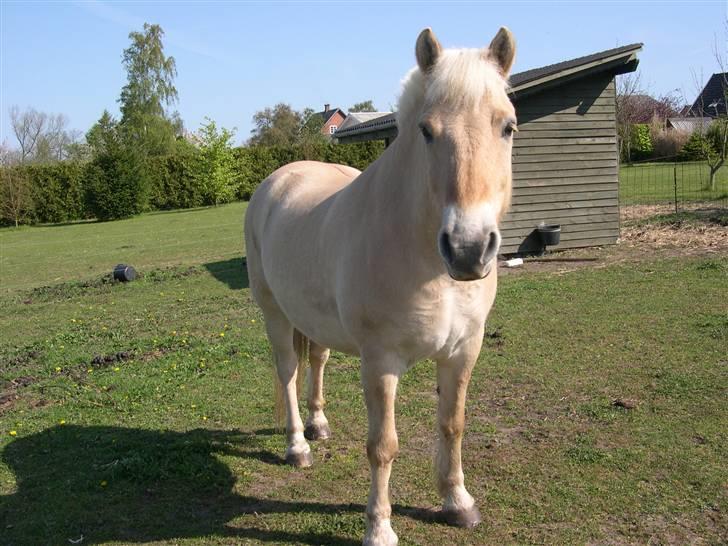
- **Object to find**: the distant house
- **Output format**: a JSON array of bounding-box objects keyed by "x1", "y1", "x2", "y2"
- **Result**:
[
  {"x1": 310, "y1": 104, "x2": 347, "y2": 139},
  {"x1": 690, "y1": 72, "x2": 727, "y2": 118}
]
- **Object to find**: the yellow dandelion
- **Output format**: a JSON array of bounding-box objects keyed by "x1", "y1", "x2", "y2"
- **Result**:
[
  {"x1": 219, "y1": 332, "x2": 225, "y2": 337},
  {"x1": 100, "y1": 480, "x2": 108, "y2": 487},
  {"x1": 87, "y1": 368, "x2": 93, "y2": 373},
  {"x1": 199, "y1": 363, "x2": 205, "y2": 368},
  {"x1": 71, "y1": 318, "x2": 77, "y2": 323},
  {"x1": 59, "y1": 419, "x2": 66, "y2": 425},
  {"x1": 9, "y1": 430, "x2": 17, "y2": 436},
  {"x1": 102, "y1": 326, "x2": 108, "y2": 331},
  {"x1": 191, "y1": 404, "x2": 197, "y2": 408},
  {"x1": 55, "y1": 367, "x2": 62, "y2": 372},
  {"x1": 172, "y1": 330, "x2": 177, "y2": 335},
  {"x1": 202, "y1": 416, "x2": 208, "y2": 421},
  {"x1": 114, "y1": 367, "x2": 120, "y2": 372},
  {"x1": 251, "y1": 319, "x2": 256, "y2": 323}
]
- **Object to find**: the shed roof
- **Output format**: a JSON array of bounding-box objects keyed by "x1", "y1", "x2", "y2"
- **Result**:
[
  {"x1": 336, "y1": 111, "x2": 393, "y2": 132},
  {"x1": 335, "y1": 43, "x2": 642, "y2": 139},
  {"x1": 666, "y1": 117, "x2": 713, "y2": 133}
]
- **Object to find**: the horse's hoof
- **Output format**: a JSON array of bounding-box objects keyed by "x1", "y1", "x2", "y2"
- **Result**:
[
  {"x1": 304, "y1": 422, "x2": 331, "y2": 441},
  {"x1": 442, "y1": 505, "x2": 482, "y2": 528},
  {"x1": 285, "y1": 450, "x2": 313, "y2": 468}
]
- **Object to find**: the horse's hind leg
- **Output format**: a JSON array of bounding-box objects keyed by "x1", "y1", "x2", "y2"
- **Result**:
[
  {"x1": 304, "y1": 341, "x2": 331, "y2": 441},
  {"x1": 263, "y1": 309, "x2": 313, "y2": 467}
]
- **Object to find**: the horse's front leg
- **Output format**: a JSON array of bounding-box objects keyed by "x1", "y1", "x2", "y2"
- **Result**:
[
  {"x1": 361, "y1": 352, "x2": 403, "y2": 546},
  {"x1": 436, "y1": 338, "x2": 482, "y2": 528}
]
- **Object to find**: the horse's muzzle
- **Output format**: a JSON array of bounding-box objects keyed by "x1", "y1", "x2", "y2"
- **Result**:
[{"x1": 438, "y1": 229, "x2": 500, "y2": 281}]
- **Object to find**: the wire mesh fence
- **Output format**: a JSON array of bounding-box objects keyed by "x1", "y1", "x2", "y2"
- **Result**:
[{"x1": 619, "y1": 157, "x2": 728, "y2": 216}]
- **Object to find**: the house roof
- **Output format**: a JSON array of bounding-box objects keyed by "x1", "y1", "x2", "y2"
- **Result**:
[
  {"x1": 335, "y1": 43, "x2": 642, "y2": 139},
  {"x1": 690, "y1": 73, "x2": 727, "y2": 118},
  {"x1": 312, "y1": 107, "x2": 345, "y2": 124}
]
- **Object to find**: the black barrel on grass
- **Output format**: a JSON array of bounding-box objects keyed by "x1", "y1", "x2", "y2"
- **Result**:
[{"x1": 113, "y1": 264, "x2": 137, "y2": 282}]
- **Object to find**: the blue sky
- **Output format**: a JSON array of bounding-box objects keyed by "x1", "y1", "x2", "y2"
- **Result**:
[{"x1": 1, "y1": 1, "x2": 726, "y2": 146}]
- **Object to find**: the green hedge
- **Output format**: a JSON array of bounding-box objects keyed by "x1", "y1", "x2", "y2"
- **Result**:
[
  {"x1": 25, "y1": 162, "x2": 88, "y2": 224},
  {"x1": 0, "y1": 141, "x2": 385, "y2": 225}
]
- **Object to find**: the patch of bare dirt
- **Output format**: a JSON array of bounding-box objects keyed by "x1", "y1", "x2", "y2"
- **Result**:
[{"x1": 499, "y1": 212, "x2": 728, "y2": 277}]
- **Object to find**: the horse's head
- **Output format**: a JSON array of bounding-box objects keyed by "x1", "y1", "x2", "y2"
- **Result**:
[{"x1": 410, "y1": 28, "x2": 516, "y2": 281}]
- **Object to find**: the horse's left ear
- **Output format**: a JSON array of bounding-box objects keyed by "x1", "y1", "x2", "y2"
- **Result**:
[{"x1": 488, "y1": 27, "x2": 516, "y2": 77}]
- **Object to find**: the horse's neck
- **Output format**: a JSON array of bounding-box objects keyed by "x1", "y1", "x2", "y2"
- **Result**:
[{"x1": 365, "y1": 127, "x2": 441, "y2": 259}]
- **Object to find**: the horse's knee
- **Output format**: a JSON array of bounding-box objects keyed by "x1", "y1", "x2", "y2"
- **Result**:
[
  {"x1": 367, "y1": 434, "x2": 399, "y2": 466},
  {"x1": 439, "y1": 418, "x2": 464, "y2": 441}
]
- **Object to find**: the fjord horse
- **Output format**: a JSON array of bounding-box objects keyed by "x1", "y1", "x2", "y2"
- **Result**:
[{"x1": 245, "y1": 27, "x2": 516, "y2": 546}]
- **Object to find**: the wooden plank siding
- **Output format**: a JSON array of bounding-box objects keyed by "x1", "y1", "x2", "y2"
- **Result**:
[{"x1": 500, "y1": 73, "x2": 619, "y2": 254}]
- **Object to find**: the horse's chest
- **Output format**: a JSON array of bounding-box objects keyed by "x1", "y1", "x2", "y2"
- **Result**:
[{"x1": 356, "y1": 280, "x2": 492, "y2": 361}]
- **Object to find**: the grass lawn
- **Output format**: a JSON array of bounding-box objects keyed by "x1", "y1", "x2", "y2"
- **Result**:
[
  {"x1": 0, "y1": 202, "x2": 247, "y2": 292},
  {"x1": 619, "y1": 160, "x2": 728, "y2": 205},
  {"x1": 1, "y1": 205, "x2": 726, "y2": 545}
]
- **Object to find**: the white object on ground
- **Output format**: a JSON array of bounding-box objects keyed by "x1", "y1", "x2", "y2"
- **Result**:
[{"x1": 505, "y1": 258, "x2": 523, "y2": 267}]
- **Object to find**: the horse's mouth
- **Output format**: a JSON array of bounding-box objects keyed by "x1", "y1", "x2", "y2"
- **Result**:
[{"x1": 446, "y1": 262, "x2": 493, "y2": 282}]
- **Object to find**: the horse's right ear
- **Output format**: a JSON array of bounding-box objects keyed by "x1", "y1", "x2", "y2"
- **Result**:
[{"x1": 416, "y1": 28, "x2": 441, "y2": 74}]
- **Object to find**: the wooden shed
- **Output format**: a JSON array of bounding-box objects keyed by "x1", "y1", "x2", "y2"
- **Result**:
[{"x1": 335, "y1": 44, "x2": 642, "y2": 254}]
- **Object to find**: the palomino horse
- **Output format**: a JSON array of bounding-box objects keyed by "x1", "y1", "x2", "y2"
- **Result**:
[{"x1": 245, "y1": 27, "x2": 516, "y2": 546}]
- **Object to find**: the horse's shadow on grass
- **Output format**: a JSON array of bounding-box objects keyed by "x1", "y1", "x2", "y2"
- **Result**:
[
  {"x1": 0, "y1": 425, "x2": 439, "y2": 545},
  {"x1": 204, "y1": 257, "x2": 249, "y2": 290}
]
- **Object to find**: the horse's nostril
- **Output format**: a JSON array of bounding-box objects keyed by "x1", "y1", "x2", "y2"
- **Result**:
[
  {"x1": 439, "y1": 232, "x2": 454, "y2": 265},
  {"x1": 486, "y1": 231, "x2": 499, "y2": 255}
]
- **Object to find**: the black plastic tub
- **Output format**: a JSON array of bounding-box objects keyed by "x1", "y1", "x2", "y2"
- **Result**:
[
  {"x1": 537, "y1": 224, "x2": 561, "y2": 246},
  {"x1": 113, "y1": 264, "x2": 137, "y2": 282}
]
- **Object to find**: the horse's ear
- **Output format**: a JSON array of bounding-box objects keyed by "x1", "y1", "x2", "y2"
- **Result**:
[
  {"x1": 488, "y1": 27, "x2": 516, "y2": 77},
  {"x1": 416, "y1": 28, "x2": 442, "y2": 74}
]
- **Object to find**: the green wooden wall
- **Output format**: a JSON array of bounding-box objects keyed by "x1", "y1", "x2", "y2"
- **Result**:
[{"x1": 501, "y1": 73, "x2": 619, "y2": 253}]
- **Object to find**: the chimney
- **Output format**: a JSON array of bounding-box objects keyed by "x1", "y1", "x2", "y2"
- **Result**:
[{"x1": 324, "y1": 103, "x2": 330, "y2": 112}]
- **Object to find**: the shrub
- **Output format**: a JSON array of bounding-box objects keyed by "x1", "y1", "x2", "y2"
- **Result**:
[
  {"x1": 85, "y1": 144, "x2": 150, "y2": 221},
  {"x1": 148, "y1": 150, "x2": 203, "y2": 210},
  {"x1": 653, "y1": 129, "x2": 690, "y2": 158},
  {"x1": 26, "y1": 162, "x2": 87, "y2": 224},
  {"x1": 678, "y1": 131, "x2": 713, "y2": 162},
  {"x1": 630, "y1": 124, "x2": 653, "y2": 159}
]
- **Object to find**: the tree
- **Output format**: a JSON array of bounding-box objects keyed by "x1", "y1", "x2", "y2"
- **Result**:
[
  {"x1": 0, "y1": 167, "x2": 33, "y2": 227},
  {"x1": 9, "y1": 106, "x2": 47, "y2": 162},
  {"x1": 349, "y1": 100, "x2": 376, "y2": 112},
  {"x1": 616, "y1": 73, "x2": 681, "y2": 162},
  {"x1": 118, "y1": 23, "x2": 179, "y2": 156},
  {"x1": 249, "y1": 103, "x2": 303, "y2": 147},
  {"x1": 704, "y1": 118, "x2": 727, "y2": 191},
  {"x1": 84, "y1": 111, "x2": 150, "y2": 220},
  {"x1": 193, "y1": 118, "x2": 237, "y2": 206}
]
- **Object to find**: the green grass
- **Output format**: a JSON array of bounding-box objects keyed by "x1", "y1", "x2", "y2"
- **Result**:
[
  {"x1": 0, "y1": 202, "x2": 247, "y2": 291},
  {"x1": 1, "y1": 206, "x2": 727, "y2": 545},
  {"x1": 619, "y1": 160, "x2": 728, "y2": 205}
]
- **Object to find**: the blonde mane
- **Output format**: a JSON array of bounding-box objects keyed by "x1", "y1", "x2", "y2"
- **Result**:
[{"x1": 397, "y1": 48, "x2": 509, "y2": 134}]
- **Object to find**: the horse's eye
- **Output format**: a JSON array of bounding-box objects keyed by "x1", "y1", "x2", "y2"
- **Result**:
[
  {"x1": 420, "y1": 123, "x2": 433, "y2": 143},
  {"x1": 503, "y1": 121, "x2": 517, "y2": 138}
]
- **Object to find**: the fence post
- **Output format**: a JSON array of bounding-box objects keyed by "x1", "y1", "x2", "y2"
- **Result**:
[{"x1": 673, "y1": 163, "x2": 678, "y2": 214}]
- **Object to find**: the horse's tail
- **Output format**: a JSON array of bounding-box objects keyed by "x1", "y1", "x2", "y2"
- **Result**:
[{"x1": 274, "y1": 328, "x2": 309, "y2": 428}]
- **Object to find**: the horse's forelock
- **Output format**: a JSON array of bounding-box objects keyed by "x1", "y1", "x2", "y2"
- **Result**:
[{"x1": 397, "y1": 48, "x2": 508, "y2": 128}]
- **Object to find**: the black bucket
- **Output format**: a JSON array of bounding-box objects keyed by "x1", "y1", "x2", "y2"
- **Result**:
[
  {"x1": 537, "y1": 224, "x2": 561, "y2": 246},
  {"x1": 113, "y1": 264, "x2": 137, "y2": 282}
]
